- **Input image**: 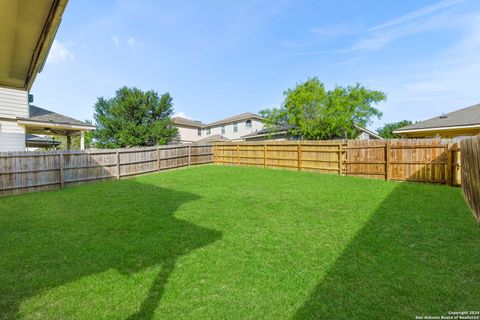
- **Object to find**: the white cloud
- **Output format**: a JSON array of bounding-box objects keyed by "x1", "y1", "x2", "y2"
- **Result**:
[
  {"x1": 126, "y1": 37, "x2": 136, "y2": 47},
  {"x1": 46, "y1": 40, "x2": 74, "y2": 64},
  {"x1": 291, "y1": 0, "x2": 467, "y2": 56},
  {"x1": 368, "y1": 0, "x2": 466, "y2": 32},
  {"x1": 172, "y1": 111, "x2": 191, "y2": 119},
  {"x1": 369, "y1": 13, "x2": 480, "y2": 128},
  {"x1": 111, "y1": 36, "x2": 120, "y2": 46}
]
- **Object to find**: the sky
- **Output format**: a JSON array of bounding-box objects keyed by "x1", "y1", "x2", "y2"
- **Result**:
[{"x1": 32, "y1": 0, "x2": 480, "y2": 131}]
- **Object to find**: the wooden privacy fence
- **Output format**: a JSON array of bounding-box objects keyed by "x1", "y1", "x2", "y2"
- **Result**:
[
  {"x1": 460, "y1": 136, "x2": 480, "y2": 224},
  {"x1": 0, "y1": 144, "x2": 213, "y2": 197},
  {"x1": 213, "y1": 139, "x2": 461, "y2": 186}
]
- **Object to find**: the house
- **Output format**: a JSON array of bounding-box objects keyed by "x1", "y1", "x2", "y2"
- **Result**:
[
  {"x1": 393, "y1": 103, "x2": 480, "y2": 139},
  {"x1": 0, "y1": 0, "x2": 94, "y2": 152},
  {"x1": 242, "y1": 124, "x2": 383, "y2": 141},
  {"x1": 171, "y1": 117, "x2": 207, "y2": 144},
  {"x1": 172, "y1": 112, "x2": 264, "y2": 143},
  {"x1": 20, "y1": 105, "x2": 95, "y2": 150}
]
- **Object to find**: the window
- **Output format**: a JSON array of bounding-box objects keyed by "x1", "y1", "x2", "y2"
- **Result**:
[
  {"x1": 206, "y1": 128, "x2": 211, "y2": 135},
  {"x1": 233, "y1": 122, "x2": 238, "y2": 133},
  {"x1": 221, "y1": 126, "x2": 225, "y2": 134},
  {"x1": 197, "y1": 128, "x2": 202, "y2": 136},
  {"x1": 245, "y1": 120, "x2": 252, "y2": 128}
]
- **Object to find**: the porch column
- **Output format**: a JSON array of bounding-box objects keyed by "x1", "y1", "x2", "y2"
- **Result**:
[
  {"x1": 80, "y1": 131, "x2": 85, "y2": 150},
  {"x1": 66, "y1": 135, "x2": 71, "y2": 150}
]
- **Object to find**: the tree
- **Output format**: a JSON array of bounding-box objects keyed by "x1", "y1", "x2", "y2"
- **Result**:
[
  {"x1": 93, "y1": 87, "x2": 178, "y2": 148},
  {"x1": 260, "y1": 78, "x2": 386, "y2": 140},
  {"x1": 376, "y1": 120, "x2": 413, "y2": 139}
]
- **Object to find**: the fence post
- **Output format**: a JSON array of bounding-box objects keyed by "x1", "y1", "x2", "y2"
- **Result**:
[
  {"x1": 59, "y1": 154, "x2": 65, "y2": 188},
  {"x1": 237, "y1": 144, "x2": 240, "y2": 166},
  {"x1": 188, "y1": 145, "x2": 192, "y2": 167},
  {"x1": 116, "y1": 151, "x2": 120, "y2": 179},
  {"x1": 451, "y1": 143, "x2": 458, "y2": 185},
  {"x1": 446, "y1": 143, "x2": 452, "y2": 185},
  {"x1": 344, "y1": 141, "x2": 348, "y2": 177},
  {"x1": 157, "y1": 147, "x2": 161, "y2": 171},
  {"x1": 338, "y1": 144, "x2": 343, "y2": 176},
  {"x1": 297, "y1": 142, "x2": 302, "y2": 171},
  {"x1": 385, "y1": 142, "x2": 390, "y2": 181},
  {"x1": 263, "y1": 144, "x2": 267, "y2": 168},
  {"x1": 212, "y1": 144, "x2": 215, "y2": 164}
]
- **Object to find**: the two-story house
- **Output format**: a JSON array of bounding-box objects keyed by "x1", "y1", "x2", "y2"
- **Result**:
[
  {"x1": 0, "y1": 0, "x2": 95, "y2": 152},
  {"x1": 172, "y1": 112, "x2": 265, "y2": 143}
]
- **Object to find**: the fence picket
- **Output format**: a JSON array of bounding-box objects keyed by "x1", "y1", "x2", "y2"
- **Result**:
[{"x1": 0, "y1": 145, "x2": 213, "y2": 196}]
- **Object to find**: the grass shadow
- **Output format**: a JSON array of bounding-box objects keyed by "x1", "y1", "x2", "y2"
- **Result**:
[
  {"x1": 0, "y1": 178, "x2": 222, "y2": 319},
  {"x1": 294, "y1": 181, "x2": 480, "y2": 319}
]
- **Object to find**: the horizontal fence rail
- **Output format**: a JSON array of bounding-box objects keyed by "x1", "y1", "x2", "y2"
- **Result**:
[
  {"x1": 213, "y1": 139, "x2": 461, "y2": 186},
  {"x1": 0, "y1": 144, "x2": 213, "y2": 196}
]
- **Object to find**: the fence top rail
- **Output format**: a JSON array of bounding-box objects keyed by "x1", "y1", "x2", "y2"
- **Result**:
[{"x1": 0, "y1": 144, "x2": 213, "y2": 158}]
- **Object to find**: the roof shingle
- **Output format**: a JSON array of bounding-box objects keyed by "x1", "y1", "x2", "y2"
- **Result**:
[
  {"x1": 395, "y1": 103, "x2": 480, "y2": 132},
  {"x1": 20, "y1": 105, "x2": 95, "y2": 128}
]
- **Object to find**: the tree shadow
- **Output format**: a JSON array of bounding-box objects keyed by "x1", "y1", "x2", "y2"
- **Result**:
[
  {"x1": 0, "y1": 179, "x2": 222, "y2": 319},
  {"x1": 294, "y1": 182, "x2": 480, "y2": 319}
]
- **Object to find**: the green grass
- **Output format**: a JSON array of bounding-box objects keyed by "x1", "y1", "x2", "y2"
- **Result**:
[{"x1": 0, "y1": 165, "x2": 479, "y2": 319}]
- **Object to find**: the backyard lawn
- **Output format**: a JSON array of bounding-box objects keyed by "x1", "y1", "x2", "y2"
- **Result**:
[{"x1": 0, "y1": 165, "x2": 479, "y2": 319}]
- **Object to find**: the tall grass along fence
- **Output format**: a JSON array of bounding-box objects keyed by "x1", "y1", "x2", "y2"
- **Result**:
[
  {"x1": 460, "y1": 136, "x2": 480, "y2": 224},
  {"x1": 214, "y1": 139, "x2": 461, "y2": 186},
  {"x1": 0, "y1": 144, "x2": 213, "y2": 197}
]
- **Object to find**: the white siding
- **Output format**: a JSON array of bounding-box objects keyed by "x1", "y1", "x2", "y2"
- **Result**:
[
  {"x1": 176, "y1": 126, "x2": 202, "y2": 143},
  {"x1": 0, "y1": 87, "x2": 28, "y2": 118},
  {"x1": 207, "y1": 119, "x2": 264, "y2": 140},
  {"x1": 0, "y1": 87, "x2": 28, "y2": 151},
  {"x1": 0, "y1": 120, "x2": 26, "y2": 151}
]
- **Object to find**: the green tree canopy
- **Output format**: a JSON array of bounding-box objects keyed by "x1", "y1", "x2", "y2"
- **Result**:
[
  {"x1": 376, "y1": 120, "x2": 413, "y2": 139},
  {"x1": 260, "y1": 78, "x2": 386, "y2": 140},
  {"x1": 93, "y1": 87, "x2": 178, "y2": 148}
]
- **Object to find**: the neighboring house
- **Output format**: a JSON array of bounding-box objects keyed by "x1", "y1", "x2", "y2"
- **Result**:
[
  {"x1": 172, "y1": 112, "x2": 264, "y2": 143},
  {"x1": 171, "y1": 117, "x2": 207, "y2": 144},
  {"x1": 0, "y1": 0, "x2": 95, "y2": 152},
  {"x1": 394, "y1": 103, "x2": 480, "y2": 139},
  {"x1": 242, "y1": 124, "x2": 383, "y2": 141}
]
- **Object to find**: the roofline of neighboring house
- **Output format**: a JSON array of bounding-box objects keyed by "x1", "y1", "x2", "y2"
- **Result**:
[
  {"x1": 241, "y1": 129, "x2": 288, "y2": 139},
  {"x1": 205, "y1": 115, "x2": 264, "y2": 128},
  {"x1": 16, "y1": 118, "x2": 96, "y2": 130},
  {"x1": 242, "y1": 125, "x2": 382, "y2": 140},
  {"x1": 354, "y1": 125, "x2": 383, "y2": 139},
  {"x1": 172, "y1": 113, "x2": 265, "y2": 129},
  {"x1": 173, "y1": 122, "x2": 206, "y2": 129},
  {"x1": 393, "y1": 123, "x2": 480, "y2": 134}
]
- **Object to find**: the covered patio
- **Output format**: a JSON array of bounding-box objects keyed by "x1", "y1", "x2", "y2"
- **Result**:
[{"x1": 17, "y1": 105, "x2": 95, "y2": 150}]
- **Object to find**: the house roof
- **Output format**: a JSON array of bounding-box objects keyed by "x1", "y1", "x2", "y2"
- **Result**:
[
  {"x1": 172, "y1": 112, "x2": 264, "y2": 129},
  {"x1": 354, "y1": 125, "x2": 383, "y2": 139},
  {"x1": 25, "y1": 134, "x2": 60, "y2": 146},
  {"x1": 0, "y1": 0, "x2": 69, "y2": 89},
  {"x1": 195, "y1": 134, "x2": 231, "y2": 143},
  {"x1": 241, "y1": 124, "x2": 293, "y2": 139},
  {"x1": 394, "y1": 103, "x2": 480, "y2": 133},
  {"x1": 206, "y1": 112, "x2": 263, "y2": 127},
  {"x1": 171, "y1": 117, "x2": 206, "y2": 128},
  {"x1": 241, "y1": 124, "x2": 382, "y2": 140},
  {"x1": 17, "y1": 105, "x2": 96, "y2": 128}
]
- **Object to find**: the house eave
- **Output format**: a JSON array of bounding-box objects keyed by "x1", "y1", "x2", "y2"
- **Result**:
[
  {"x1": 17, "y1": 119, "x2": 96, "y2": 131},
  {"x1": 0, "y1": 0, "x2": 69, "y2": 90},
  {"x1": 393, "y1": 124, "x2": 480, "y2": 134}
]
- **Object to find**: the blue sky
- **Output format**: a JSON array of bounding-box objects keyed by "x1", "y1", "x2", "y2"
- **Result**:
[{"x1": 32, "y1": 0, "x2": 480, "y2": 131}]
